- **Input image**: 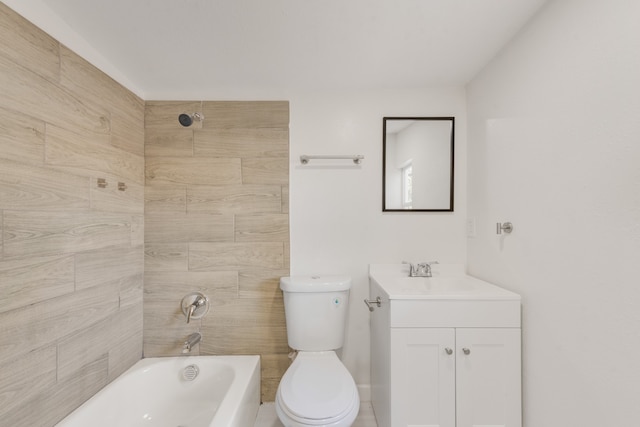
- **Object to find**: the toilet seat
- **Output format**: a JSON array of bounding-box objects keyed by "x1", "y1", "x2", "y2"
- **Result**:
[{"x1": 276, "y1": 351, "x2": 359, "y2": 426}]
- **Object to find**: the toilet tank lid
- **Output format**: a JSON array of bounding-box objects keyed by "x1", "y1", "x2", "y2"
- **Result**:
[{"x1": 280, "y1": 276, "x2": 352, "y2": 292}]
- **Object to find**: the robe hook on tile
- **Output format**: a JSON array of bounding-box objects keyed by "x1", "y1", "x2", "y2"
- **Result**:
[{"x1": 300, "y1": 154, "x2": 364, "y2": 165}]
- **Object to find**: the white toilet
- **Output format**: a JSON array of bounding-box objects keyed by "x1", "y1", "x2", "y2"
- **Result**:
[{"x1": 276, "y1": 276, "x2": 360, "y2": 427}]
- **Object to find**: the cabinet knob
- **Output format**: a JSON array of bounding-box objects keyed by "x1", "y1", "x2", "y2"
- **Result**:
[
  {"x1": 462, "y1": 348, "x2": 471, "y2": 355},
  {"x1": 445, "y1": 347, "x2": 453, "y2": 355}
]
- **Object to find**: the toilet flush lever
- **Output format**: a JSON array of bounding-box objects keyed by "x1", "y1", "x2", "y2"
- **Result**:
[{"x1": 364, "y1": 297, "x2": 382, "y2": 312}]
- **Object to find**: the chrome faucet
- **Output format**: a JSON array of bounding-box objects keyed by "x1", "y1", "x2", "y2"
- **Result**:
[
  {"x1": 183, "y1": 332, "x2": 202, "y2": 354},
  {"x1": 404, "y1": 261, "x2": 438, "y2": 277}
]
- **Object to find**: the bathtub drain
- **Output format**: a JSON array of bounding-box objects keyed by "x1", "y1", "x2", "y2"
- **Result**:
[{"x1": 183, "y1": 364, "x2": 199, "y2": 381}]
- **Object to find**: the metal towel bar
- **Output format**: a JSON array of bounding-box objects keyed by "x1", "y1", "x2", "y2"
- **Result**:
[{"x1": 300, "y1": 154, "x2": 364, "y2": 164}]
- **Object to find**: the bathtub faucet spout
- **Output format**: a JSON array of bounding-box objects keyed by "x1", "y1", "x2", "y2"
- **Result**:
[{"x1": 183, "y1": 332, "x2": 202, "y2": 354}]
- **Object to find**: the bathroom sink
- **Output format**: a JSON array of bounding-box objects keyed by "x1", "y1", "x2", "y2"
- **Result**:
[
  {"x1": 368, "y1": 264, "x2": 520, "y2": 301},
  {"x1": 393, "y1": 276, "x2": 477, "y2": 292},
  {"x1": 368, "y1": 263, "x2": 521, "y2": 327}
]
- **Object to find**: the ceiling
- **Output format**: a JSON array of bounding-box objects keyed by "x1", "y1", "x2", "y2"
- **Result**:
[{"x1": 5, "y1": 0, "x2": 549, "y2": 99}]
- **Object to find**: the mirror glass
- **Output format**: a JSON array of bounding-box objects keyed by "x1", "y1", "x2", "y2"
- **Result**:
[{"x1": 383, "y1": 117, "x2": 454, "y2": 212}]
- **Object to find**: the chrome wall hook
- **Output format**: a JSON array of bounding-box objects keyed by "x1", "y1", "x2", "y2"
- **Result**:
[{"x1": 496, "y1": 222, "x2": 514, "y2": 234}]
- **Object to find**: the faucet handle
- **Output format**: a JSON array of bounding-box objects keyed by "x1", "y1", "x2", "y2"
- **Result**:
[
  {"x1": 187, "y1": 304, "x2": 196, "y2": 324},
  {"x1": 402, "y1": 261, "x2": 417, "y2": 275},
  {"x1": 181, "y1": 292, "x2": 210, "y2": 324},
  {"x1": 422, "y1": 261, "x2": 439, "y2": 270},
  {"x1": 416, "y1": 261, "x2": 438, "y2": 269}
]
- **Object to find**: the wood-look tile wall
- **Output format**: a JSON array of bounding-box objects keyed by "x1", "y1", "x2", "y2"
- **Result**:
[
  {"x1": 144, "y1": 100, "x2": 290, "y2": 401},
  {"x1": 0, "y1": 4, "x2": 144, "y2": 426}
]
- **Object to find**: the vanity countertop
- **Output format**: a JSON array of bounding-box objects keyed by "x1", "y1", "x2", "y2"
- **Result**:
[{"x1": 369, "y1": 264, "x2": 521, "y2": 301}]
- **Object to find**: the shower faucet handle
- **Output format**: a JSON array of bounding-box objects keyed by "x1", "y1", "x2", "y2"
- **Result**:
[{"x1": 181, "y1": 292, "x2": 210, "y2": 324}]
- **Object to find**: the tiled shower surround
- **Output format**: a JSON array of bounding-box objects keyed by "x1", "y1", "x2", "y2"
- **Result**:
[
  {"x1": 143, "y1": 100, "x2": 290, "y2": 401},
  {"x1": 0, "y1": 4, "x2": 290, "y2": 425},
  {"x1": 0, "y1": 4, "x2": 144, "y2": 426}
]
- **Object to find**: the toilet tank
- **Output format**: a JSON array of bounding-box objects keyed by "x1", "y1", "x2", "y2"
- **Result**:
[{"x1": 280, "y1": 276, "x2": 351, "y2": 351}]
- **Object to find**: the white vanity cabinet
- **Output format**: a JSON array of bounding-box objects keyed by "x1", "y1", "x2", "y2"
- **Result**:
[{"x1": 369, "y1": 265, "x2": 522, "y2": 427}]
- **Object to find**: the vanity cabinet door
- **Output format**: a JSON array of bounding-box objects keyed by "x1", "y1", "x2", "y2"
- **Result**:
[
  {"x1": 390, "y1": 328, "x2": 456, "y2": 427},
  {"x1": 456, "y1": 328, "x2": 522, "y2": 427}
]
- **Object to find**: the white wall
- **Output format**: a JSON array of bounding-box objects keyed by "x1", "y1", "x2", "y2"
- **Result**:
[
  {"x1": 466, "y1": 0, "x2": 640, "y2": 425},
  {"x1": 288, "y1": 87, "x2": 467, "y2": 397}
]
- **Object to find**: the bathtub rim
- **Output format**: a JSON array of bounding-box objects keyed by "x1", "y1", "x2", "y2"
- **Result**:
[{"x1": 54, "y1": 354, "x2": 261, "y2": 427}]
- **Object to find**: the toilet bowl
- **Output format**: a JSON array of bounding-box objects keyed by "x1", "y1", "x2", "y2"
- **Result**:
[
  {"x1": 277, "y1": 276, "x2": 359, "y2": 427},
  {"x1": 275, "y1": 351, "x2": 359, "y2": 427}
]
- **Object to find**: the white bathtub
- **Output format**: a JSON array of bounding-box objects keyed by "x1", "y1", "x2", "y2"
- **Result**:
[{"x1": 55, "y1": 356, "x2": 260, "y2": 427}]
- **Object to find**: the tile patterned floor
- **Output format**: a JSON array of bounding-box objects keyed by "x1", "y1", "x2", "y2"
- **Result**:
[{"x1": 254, "y1": 401, "x2": 378, "y2": 427}]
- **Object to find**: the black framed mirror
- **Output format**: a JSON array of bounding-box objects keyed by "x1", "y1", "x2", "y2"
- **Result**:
[{"x1": 383, "y1": 117, "x2": 454, "y2": 212}]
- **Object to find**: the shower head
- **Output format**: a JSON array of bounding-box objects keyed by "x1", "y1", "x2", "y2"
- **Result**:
[
  {"x1": 178, "y1": 112, "x2": 204, "y2": 127},
  {"x1": 178, "y1": 113, "x2": 192, "y2": 127}
]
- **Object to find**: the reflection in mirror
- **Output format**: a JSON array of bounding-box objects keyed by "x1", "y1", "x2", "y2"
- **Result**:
[{"x1": 383, "y1": 117, "x2": 454, "y2": 212}]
